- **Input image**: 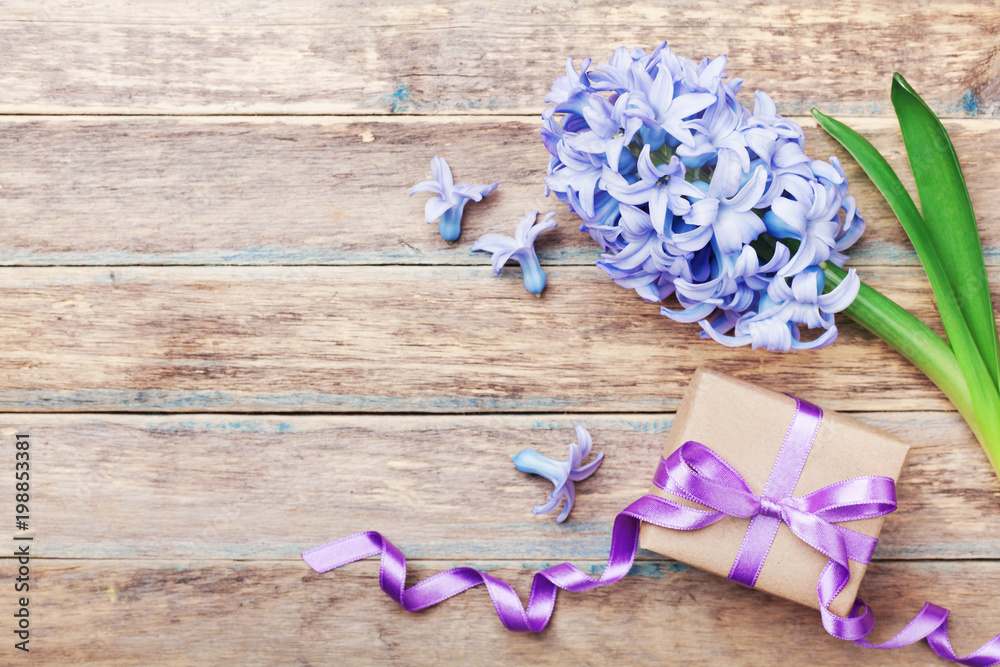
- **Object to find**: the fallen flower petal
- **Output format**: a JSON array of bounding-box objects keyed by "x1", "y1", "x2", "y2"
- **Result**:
[
  {"x1": 472, "y1": 211, "x2": 558, "y2": 294},
  {"x1": 511, "y1": 425, "x2": 604, "y2": 522},
  {"x1": 409, "y1": 156, "x2": 498, "y2": 243}
]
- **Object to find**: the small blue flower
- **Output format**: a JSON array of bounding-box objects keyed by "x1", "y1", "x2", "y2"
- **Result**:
[
  {"x1": 408, "y1": 156, "x2": 498, "y2": 243},
  {"x1": 543, "y1": 57, "x2": 593, "y2": 118},
  {"x1": 699, "y1": 266, "x2": 861, "y2": 351},
  {"x1": 545, "y1": 143, "x2": 604, "y2": 218},
  {"x1": 564, "y1": 93, "x2": 642, "y2": 172},
  {"x1": 602, "y1": 148, "x2": 701, "y2": 234},
  {"x1": 681, "y1": 148, "x2": 769, "y2": 256},
  {"x1": 471, "y1": 211, "x2": 558, "y2": 295},
  {"x1": 511, "y1": 425, "x2": 604, "y2": 523},
  {"x1": 677, "y1": 91, "x2": 751, "y2": 170},
  {"x1": 595, "y1": 203, "x2": 693, "y2": 302},
  {"x1": 621, "y1": 59, "x2": 717, "y2": 150}
]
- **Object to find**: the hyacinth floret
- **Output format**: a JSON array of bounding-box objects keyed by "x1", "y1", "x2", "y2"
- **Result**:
[
  {"x1": 542, "y1": 44, "x2": 863, "y2": 351},
  {"x1": 471, "y1": 211, "x2": 558, "y2": 295},
  {"x1": 511, "y1": 425, "x2": 604, "y2": 523},
  {"x1": 409, "y1": 156, "x2": 499, "y2": 243}
]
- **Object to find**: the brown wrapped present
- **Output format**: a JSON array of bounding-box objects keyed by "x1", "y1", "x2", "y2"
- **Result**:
[{"x1": 638, "y1": 368, "x2": 910, "y2": 616}]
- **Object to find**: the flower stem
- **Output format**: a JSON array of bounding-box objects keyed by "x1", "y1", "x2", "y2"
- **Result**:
[{"x1": 824, "y1": 263, "x2": 1000, "y2": 476}]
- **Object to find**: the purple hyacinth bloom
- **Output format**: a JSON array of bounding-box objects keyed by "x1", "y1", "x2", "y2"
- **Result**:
[
  {"x1": 765, "y1": 179, "x2": 845, "y2": 278},
  {"x1": 545, "y1": 142, "x2": 604, "y2": 219},
  {"x1": 677, "y1": 92, "x2": 751, "y2": 171},
  {"x1": 472, "y1": 212, "x2": 558, "y2": 295},
  {"x1": 541, "y1": 44, "x2": 866, "y2": 351},
  {"x1": 700, "y1": 266, "x2": 860, "y2": 351},
  {"x1": 544, "y1": 57, "x2": 593, "y2": 118},
  {"x1": 590, "y1": 44, "x2": 664, "y2": 92},
  {"x1": 766, "y1": 264, "x2": 860, "y2": 329},
  {"x1": 511, "y1": 425, "x2": 605, "y2": 523},
  {"x1": 573, "y1": 190, "x2": 624, "y2": 252},
  {"x1": 815, "y1": 156, "x2": 867, "y2": 266},
  {"x1": 596, "y1": 203, "x2": 696, "y2": 302},
  {"x1": 681, "y1": 148, "x2": 768, "y2": 256},
  {"x1": 408, "y1": 156, "x2": 498, "y2": 243},
  {"x1": 622, "y1": 58, "x2": 717, "y2": 149},
  {"x1": 565, "y1": 93, "x2": 642, "y2": 172},
  {"x1": 602, "y1": 148, "x2": 701, "y2": 235}
]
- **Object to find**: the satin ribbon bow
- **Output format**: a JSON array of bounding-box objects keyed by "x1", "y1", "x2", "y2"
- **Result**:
[{"x1": 648, "y1": 440, "x2": 897, "y2": 638}]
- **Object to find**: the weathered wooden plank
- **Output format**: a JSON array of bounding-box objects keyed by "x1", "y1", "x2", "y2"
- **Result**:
[
  {"x1": 0, "y1": 1, "x2": 998, "y2": 116},
  {"x1": 0, "y1": 264, "x2": 968, "y2": 413},
  {"x1": 1, "y1": 116, "x2": 1000, "y2": 266},
  {"x1": 5, "y1": 558, "x2": 998, "y2": 665},
  {"x1": 2, "y1": 412, "x2": 996, "y2": 560}
]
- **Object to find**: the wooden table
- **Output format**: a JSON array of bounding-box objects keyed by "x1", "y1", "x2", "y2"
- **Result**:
[{"x1": 1, "y1": 1, "x2": 999, "y2": 664}]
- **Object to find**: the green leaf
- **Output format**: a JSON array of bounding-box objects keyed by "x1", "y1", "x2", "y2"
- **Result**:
[
  {"x1": 823, "y1": 263, "x2": 977, "y2": 440},
  {"x1": 890, "y1": 73, "x2": 1000, "y2": 392},
  {"x1": 813, "y1": 108, "x2": 1000, "y2": 476}
]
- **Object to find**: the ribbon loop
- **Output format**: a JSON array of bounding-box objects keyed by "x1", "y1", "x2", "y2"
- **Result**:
[
  {"x1": 659, "y1": 443, "x2": 759, "y2": 518},
  {"x1": 791, "y1": 476, "x2": 898, "y2": 521}
]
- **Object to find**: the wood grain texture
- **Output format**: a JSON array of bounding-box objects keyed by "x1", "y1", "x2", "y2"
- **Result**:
[
  {"x1": 2, "y1": 116, "x2": 1000, "y2": 266},
  {"x1": 3, "y1": 412, "x2": 997, "y2": 561},
  {"x1": 0, "y1": 1, "x2": 998, "y2": 116},
  {"x1": 3, "y1": 2, "x2": 999, "y2": 663},
  {"x1": 3, "y1": 558, "x2": 998, "y2": 666},
  {"x1": 0, "y1": 264, "x2": 971, "y2": 413}
]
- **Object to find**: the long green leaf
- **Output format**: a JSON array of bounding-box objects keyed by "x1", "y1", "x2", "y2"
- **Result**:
[
  {"x1": 813, "y1": 108, "x2": 1000, "y2": 476},
  {"x1": 823, "y1": 263, "x2": 978, "y2": 440},
  {"x1": 890, "y1": 73, "x2": 1000, "y2": 392}
]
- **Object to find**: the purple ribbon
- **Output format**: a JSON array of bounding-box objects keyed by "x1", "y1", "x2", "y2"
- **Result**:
[
  {"x1": 303, "y1": 398, "x2": 1000, "y2": 664},
  {"x1": 728, "y1": 397, "x2": 826, "y2": 588}
]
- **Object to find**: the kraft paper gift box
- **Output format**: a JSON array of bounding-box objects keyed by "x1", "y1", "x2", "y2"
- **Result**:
[{"x1": 638, "y1": 368, "x2": 910, "y2": 616}]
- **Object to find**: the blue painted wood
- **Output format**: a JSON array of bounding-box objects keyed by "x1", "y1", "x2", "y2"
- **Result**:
[{"x1": 0, "y1": 389, "x2": 683, "y2": 412}]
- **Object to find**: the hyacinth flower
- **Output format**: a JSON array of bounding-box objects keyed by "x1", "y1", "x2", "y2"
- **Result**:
[
  {"x1": 511, "y1": 425, "x2": 604, "y2": 522},
  {"x1": 602, "y1": 148, "x2": 699, "y2": 235},
  {"x1": 621, "y1": 57, "x2": 717, "y2": 150},
  {"x1": 543, "y1": 56, "x2": 593, "y2": 118},
  {"x1": 542, "y1": 43, "x2": 862, "y2": 352},
  {"x1": 699, "y1": 266, "x2": 860, "y2": 351},
  {"x1": 408, "y1": 156, "x2": 498, "y2": 243},
  {"x1": 682, "y1": 150, "x2": 769, "y2": 256},
  {"x1": 471, "y1": 211, "x2": 557, "y2": 295}
]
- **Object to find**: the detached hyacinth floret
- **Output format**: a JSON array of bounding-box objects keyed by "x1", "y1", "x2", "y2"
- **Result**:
[
  {"x1": 409, "y1": 156, "x2": 499, "y2": 243},
  {"x1": 511, "y1": 425, "x2": 604, "y2": 522},
  {"x1": 471, "y1": 211, "x2": 557, "y2": 294},
  {"x1": 542, "y1": 44, "x2": 863, "y2": 350}
]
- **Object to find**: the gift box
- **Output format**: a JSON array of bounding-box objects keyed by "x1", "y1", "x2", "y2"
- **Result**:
[{"x1": 638, "y1": 368, "x2": 910, "y2": 616}]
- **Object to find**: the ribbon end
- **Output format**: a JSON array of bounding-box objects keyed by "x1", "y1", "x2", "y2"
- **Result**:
[{"x1": 301, "y1": 531, "x2": 384, "y2": 573}]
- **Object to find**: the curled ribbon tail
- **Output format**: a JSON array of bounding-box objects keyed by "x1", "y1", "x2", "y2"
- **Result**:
[{"x1": 299, "y1": 494, "x2": 722, "y2": 634}]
